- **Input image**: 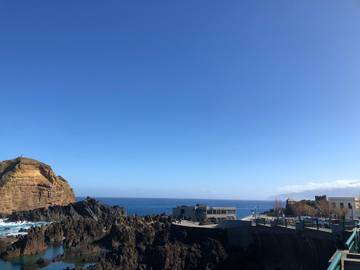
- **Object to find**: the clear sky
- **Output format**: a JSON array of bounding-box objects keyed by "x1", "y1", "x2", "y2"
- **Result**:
[{"x1": 1, "y1": 1, "x2": 360, "y2": 199}]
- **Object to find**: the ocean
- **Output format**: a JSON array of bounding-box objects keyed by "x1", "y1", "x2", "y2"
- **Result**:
[
  {"x1": 0, "y1": 219, "x2": 48, "y2": 237},
  {"x1": 79, "y1": 197, "x2": 275, "y2": 219}
]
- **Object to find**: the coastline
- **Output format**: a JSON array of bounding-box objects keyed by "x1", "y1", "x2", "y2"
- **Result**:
[{"x1": 0, "y1": 197, "x2": 339, "y2": 270}]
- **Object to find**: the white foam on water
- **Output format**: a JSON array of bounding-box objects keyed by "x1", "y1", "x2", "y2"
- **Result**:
[{"x1": 0, "y1": 218, "x2": 48, "y2": 237}]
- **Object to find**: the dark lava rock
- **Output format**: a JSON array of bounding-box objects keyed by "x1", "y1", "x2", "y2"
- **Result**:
[
  {"x1": 0, "y1": 198, "x2": 233, "y2": 270},
  {"x1": 1, "y1": 227, "x2": 47, "y2": 258},
  {"x1": 7, "y1": 197, "x2": 126, "y2": 222},
  {"x1": 36, "y1": 257, "x2": 50, "y2": 267}
]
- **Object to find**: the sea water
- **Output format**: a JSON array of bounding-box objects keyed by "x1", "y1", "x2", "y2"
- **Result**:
[
  {"x1": 0, "y1": 219, "x2": 48, "y2": 237},
  {"x1": 83, "y1": 197, "x2": 275, "y2": 218}
]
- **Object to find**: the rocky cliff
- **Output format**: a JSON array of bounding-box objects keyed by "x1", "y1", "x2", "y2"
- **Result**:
[{"x1": 0, "y1": 157, "x2": 75, "y2": 214}]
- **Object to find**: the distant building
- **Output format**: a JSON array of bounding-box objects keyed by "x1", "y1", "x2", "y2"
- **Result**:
[
  {"x1": 315, "y1": 195, "x2": 327, "y2": 202},
  {"x1": 283, "y1": 198, "x2": 298, "y2": 216},
  {"x1": 328, "y1": 197, "x2": 360, "y2": 219},
  {"x1": 172, "y1": 204, "x2": 237, "y2": 222},
  {"x1": 285, "y1": 198, "x2": 296, "y2": 207},
  {"x1": 172, "y1": 205, "x2": 195, "y2": 220}
]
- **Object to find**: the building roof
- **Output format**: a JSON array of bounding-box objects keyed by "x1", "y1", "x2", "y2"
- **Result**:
[
  {"x1": 208, "y1": 206, "x2": 237, "y2": 210},
  {"x1": 328, "y1": 197, "x2": 356, "y2": 200}
]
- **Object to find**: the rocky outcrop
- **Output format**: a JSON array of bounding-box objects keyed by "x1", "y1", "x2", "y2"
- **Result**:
[
  {"x1": 0, "y1": 157, "x2": 75, "y2": 214},
  {"x1": 7, "y1": 197, "x2": 126, "y2": 222},
  {"x1": 1, "y1": 227, "x2": 47, "y2": 258}
]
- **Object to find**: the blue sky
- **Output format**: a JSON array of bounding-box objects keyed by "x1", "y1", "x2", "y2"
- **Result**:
[{"x1": 1, "y1": 1, "x2": 360, "y2": 199}]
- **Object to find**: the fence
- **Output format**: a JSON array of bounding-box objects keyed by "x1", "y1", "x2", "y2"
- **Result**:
[{"x1": 327, "y1": 228, "x2": 360, "y2": 270}]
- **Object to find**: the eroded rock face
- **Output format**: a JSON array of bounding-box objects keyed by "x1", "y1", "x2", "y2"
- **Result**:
[
  {"x1": 0, "y1": 157, "x2": 75, "y2": 214},
  {"x1": 1, "y1": 227, "x2": 47, "y2": 258}
]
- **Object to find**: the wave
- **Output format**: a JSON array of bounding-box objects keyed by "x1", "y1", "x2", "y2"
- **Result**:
[{"x1": 0, "y1": 218, "x2": 48, "y2": 237}]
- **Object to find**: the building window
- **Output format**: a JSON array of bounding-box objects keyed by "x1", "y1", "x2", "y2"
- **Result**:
[
  {"x1": 340, "y1": 202, "x2": 344, "y2": 209},
  {"x1": 332, "y1": 202, "x2": 336, "y2": 208}
]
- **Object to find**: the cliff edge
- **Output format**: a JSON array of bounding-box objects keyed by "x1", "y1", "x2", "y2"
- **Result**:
[{"x1": 0, "y1": 157, "x2": 75, "y2": 214}]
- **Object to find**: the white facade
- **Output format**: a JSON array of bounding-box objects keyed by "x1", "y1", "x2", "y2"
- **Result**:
[
  {"x1": 172, "y1": 204, "x2": 237, "y2": 221},
  {"x1": 206, "y1": 207, "x2": 237, "y2": 221},
  {"x1": 328, "y1": 197, "x2": 360, "y2": 219}
]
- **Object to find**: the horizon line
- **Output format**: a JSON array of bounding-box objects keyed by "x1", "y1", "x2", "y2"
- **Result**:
[{"x1": 75, "y1": 195, "x2": 275, "y2": 201}]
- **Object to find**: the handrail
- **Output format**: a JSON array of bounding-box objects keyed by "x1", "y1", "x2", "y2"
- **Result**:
[
  {"x1": 327, "y1": 228, "x2": 359, "y2": 270},
  {"x1": 327, "y1": 251, "x2": 341, "y2": 270},
  {"x1": 348, "y1": 241, "x2": 355, "y2": 252},
  {"x1": 345, "y1": 230, "x2": 357, "y2": 250}
]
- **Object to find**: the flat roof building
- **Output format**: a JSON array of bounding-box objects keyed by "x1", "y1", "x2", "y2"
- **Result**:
[{"x1": 172, "y1": 204, "x2": 237, "y2": 222}]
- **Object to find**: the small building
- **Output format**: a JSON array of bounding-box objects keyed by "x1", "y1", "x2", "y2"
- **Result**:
[
  {"x1": 315, "y1": 195, "x2": 327, "y2": 202},
  {"x1": 205, "y1": 206, "x2": 237, "y2": 221},
  {"x1": 172, "y1": 205, "x2": 196, "y2": 220},
  {"x1": 328, "y1": 197, "x2": 359, "y2": 219},
  {"x1": 284, "y1": 198, "x2": 297, "y2": 216},
  {"x1": 172, "y1": 204, "x2": 237, "y2": 222},
  {"x1": 285, "y1": 198, "x2": 297, "y2": 208}
]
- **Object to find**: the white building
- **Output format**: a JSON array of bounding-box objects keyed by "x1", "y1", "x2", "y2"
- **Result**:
[
  {"x1": 172, "y1": 204, "x2": 237, "y2": 222},
  {"x1": 328, "y1": 197, "x2": 360, "y2": 219},
  {"x1": 205, "y1": 206, "x2": 237, "y2": 221}
]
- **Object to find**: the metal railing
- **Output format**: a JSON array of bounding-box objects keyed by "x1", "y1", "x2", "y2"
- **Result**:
[
  {"x1": 345, "y1": 229, "x2": 359, "y2": 253},
  {"x1": 254, "y1": 217, "x2": 358, "y2": 231},
  {"x1": 327, "y1": 251, "x2": 342, "y2": 270},
  {"x1": 327, "y1": 228, "x2": 359, "y2": 270}
]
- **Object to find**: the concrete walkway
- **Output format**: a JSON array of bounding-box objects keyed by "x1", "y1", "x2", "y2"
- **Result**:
[{"x1": 172, "y1": 220, "x2": 218, "y2": 228}]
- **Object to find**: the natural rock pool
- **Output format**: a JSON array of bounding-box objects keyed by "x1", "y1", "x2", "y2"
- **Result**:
[
  {"x1": 0, "y1": 245, "x2": 94, "y2": 270},
  {"x1": 0, "y1": 219, "x2": 91, "y2": 270}
]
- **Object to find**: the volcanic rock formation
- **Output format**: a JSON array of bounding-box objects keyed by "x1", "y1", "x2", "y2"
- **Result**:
[
  {"x1": 0, "y1": 157, "x2": 75, "y2": 214},
  {"x1": 0, "y1": 198, "x2": 339, "y2": 270}
]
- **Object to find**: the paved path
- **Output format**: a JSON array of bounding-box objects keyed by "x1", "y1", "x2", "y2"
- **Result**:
[{"x1": 172, "y1": 220, "x2": 218, "y2": 228}]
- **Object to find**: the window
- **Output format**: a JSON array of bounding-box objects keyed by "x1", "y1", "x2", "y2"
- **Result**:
[
  {"x1": 340, "y1": 202, "x2": 344, "y2": 209},
  {"x1": 332, "y1": 202, "x2": 336, "y2": 208}
]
